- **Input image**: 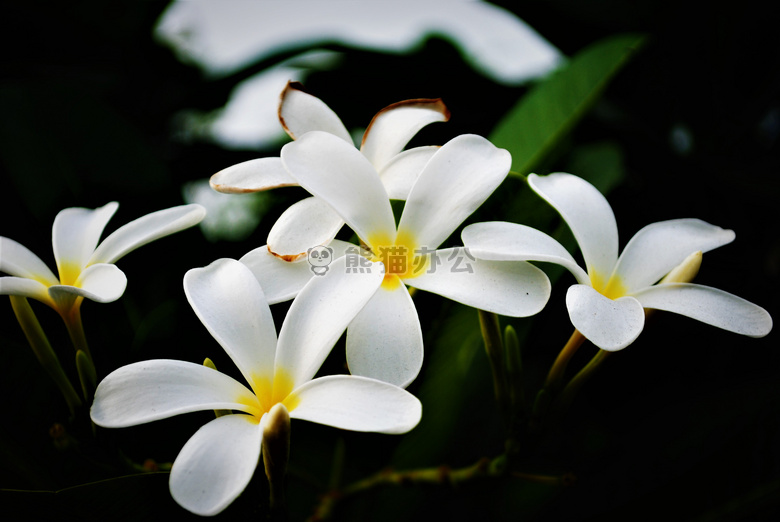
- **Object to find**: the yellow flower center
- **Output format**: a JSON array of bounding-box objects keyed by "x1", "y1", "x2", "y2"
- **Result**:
[
  {"x1": 366, "y1": 230, "x2": 429, "y2": 290},
  {"x1": 236, "y1": 368, "x2": 300, "y2": 419},
  {"x1": 590, "y1": 271, "x2": 627, "y2": 300},
  {"x1": 58, "y1": 262, "x2": 82, "y2": 286}
]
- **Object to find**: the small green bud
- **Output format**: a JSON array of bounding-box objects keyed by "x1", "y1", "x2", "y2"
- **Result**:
[
  {"x1": 504, "y1": 325, "x2": 525, "y2": 412},
  {"x1": 203, "y1": 358, "x2": 230, "y2": 418}
]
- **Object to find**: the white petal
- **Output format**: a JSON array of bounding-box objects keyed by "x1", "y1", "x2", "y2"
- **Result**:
[
  {"x1": 276, "y1": 255, "x2": 384, "y2": 389},
  {"x1": 612, "y1": 219, "x2": 736, "y2": 293},
  {"x1": 633, "y1": 283, "x2": 773, "y2": 337},
  {"x1": 91, "y1": 359, "x2": 259, "y2": 428},
  {"x1": 183, "y1": 259, "x2": 278, "y2": 387},
  {"x1": 0, "y1": 277, "x2": 53, "y2": 305},
  {"x1": 278, "y1": 81, "x2": 352, "y2": 143},
  {"x1": 170, "y1": 414, "x2": 262, "y2": 517},
  {"x1": 397, "y1": 135, "x2": 510, "y2": 250},
  {"x1": 0, "y1": 237, "x2": 58, "y2": 285},
  {"x1": 210, "y1": 157, "x2": 298, "y2": 194},
  {"x1": 528, "y1": 173, "x2": 618, "y2": 286},
  {"x1": 89, "y1": 204, "x2": 206, "y2": 265},
  {"x1": 360, "y1": 98, "x2": 449, "y2": 171},
  {"x1": 52, "y1": 202, "x2": 118, "y2": 275},
  {"x1": 266, "y1": 197, "x2": 344, "y2": 261},
  {"x1": 281, "y1": 131, "x2": 397, "y2": 248},
  {"x1": 406, "y1": 247, "x2": 551, "y2": 317},
  {"x1": 461, "y1": 222, "x2": 590, "y2": 284},
  {"x1": 240, "y1": 240, "x2": 356, "y2": 304},
  {"x1": 290, "y1": 375, "x2": 422, "y2": 434},
  {"x1": 48, "y1": 264, "x2": 127, "y2": 306},
  {"x1": 346, "y1": 283, "x2": 423, "y2": 388},
  {"x1": 378, "y1": 145, "x2": 438, "y2": 200},
  {"x1": 73, "y1": 263, "x2": 127, "y2": 301},
  {"x1": 566, "y1": 284, "x2": 645, "y2": 351}
]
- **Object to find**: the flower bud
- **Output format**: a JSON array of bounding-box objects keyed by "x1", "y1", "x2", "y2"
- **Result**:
[
  {"x1": 504, "y1": 325, "x2": 525, "y2": 413},
  {"x1": 203, "y1": 358, "x2": 230, "y2": 417},
  {"x1": 262, "y1": 403, "x2": 291, "y2": 511},
  {"x1": 660, "y1": 251, "x2": 702, "y2": 284}
]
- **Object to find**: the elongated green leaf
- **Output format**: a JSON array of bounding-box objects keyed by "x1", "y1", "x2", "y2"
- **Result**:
[{"x1": 490, "y1": 33, "x2": 646, "y2": 175}]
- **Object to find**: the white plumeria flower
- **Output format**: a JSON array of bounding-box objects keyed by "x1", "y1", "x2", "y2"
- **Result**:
[
  {"x1": 279, "y1": 130, "x2": 552, "y2": 387},
  {"x1": 238, "y1": 239, "x2": 357, "y2": 304},
  {"x1": 210, "y1": 81, "x2": 450, "y2": 261},
  {"x1": 462, "y1": 172, "x2": 773, "y2": 351},
  {"x1": 90, "y1": 257, "x2": 421, "y2": 517},
  {"x1": 0, "y1": 202, "x2": 206, "y2": 319}
]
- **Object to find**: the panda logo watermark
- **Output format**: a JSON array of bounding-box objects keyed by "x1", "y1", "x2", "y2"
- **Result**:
[{"x1": 307, "y1": 245, "x2": 333, "y2": 276}]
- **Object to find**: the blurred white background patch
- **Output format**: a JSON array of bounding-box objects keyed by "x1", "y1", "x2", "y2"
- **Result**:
[
  {"x1": 182, "y1": 179, "x2": 270, "y2": 241},
  {"x1": 156, "y1": 0, "x2": 563, "y2": 150}
]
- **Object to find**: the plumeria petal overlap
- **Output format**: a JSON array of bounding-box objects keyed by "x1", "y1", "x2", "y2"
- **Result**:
[
  {"x1": 91, "y1": 257, "x2": 422, "y2": 516},
  {"x1": 279, "y1": 130, "x2": 551, "y2": 387},
  {"x1": 210, "y1": 81, "x2": 449, "y2": 260},
  {"x1": 462, "y1": 172, "x2": 773, "y2": 350}
]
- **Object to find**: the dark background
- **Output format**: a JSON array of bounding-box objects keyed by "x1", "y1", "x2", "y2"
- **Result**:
[{"x1": 1, "y1": 1, "x2": 778, "y2": 520}]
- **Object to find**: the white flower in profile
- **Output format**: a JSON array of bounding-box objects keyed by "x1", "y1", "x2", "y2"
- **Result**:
[
  {"x1": 0, "y1": 202, "x2": 206, "y2": 322},
  {"x1": 462, "y1": 172, "x2": 773, "y2": 350},
  {"x1": 210, "y1": 81, "x2": 450, "y2": 261},
  {"x1": 90, "y1": 257, "x2": 422, "y2": 516},
  {"x1": 278, "y1": 131, "x2": 551, "y2": 387}
]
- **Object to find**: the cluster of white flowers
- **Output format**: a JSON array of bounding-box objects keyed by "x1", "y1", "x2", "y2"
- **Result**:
[{"x1": 1, "y1": 82, "x2": 771, "y2": 516}]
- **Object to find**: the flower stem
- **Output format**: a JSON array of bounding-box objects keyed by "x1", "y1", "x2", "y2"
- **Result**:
[
  {"x1": 478, "y1": 310, "x2": 509, "y2": 418},
  {"x1": 10, "y1": 296, "x2": 82, "y2": 416},
  {"x1": 62, "y1": 300, "x2": 92, "y2": 360},
  {"x1": 309, "y1": 456, "x2": 572, "y2": 521},
  {"x1": 555, "y1": 349, "x2": 611, "y2": 414},
  {"x1": 543, "y1": 329, "x2": 586, "y2": 392},
  {"x1": 511, "y1": 471, "x2": 577, "y2": 487}
]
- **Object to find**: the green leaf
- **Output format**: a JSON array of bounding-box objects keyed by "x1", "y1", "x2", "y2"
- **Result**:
[
  {"x1": 490, "y1": 33, "x2": 646, "y2": 176},
  {"x1": 564, "y1": 140, "x2": 625, "y2": 196}
]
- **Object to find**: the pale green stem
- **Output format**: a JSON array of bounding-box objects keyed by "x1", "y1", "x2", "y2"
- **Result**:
[
  {"x1": 511, "y1": 471, "x2": 577, "y2": 487},
  {"x1": 61, "y1": 299, "x2": 91, "y2": 360},
  {"x1": 478, "y1": 309, "x2": 509, "y2": 418},
  {"x1": 10, "y1": 296, "x2": 82, "y2": 416},
  {"x1": 75, "y1": 349, "x2": 97, "y2": 402},
  {"x1": 555, "y1": 349, "x2": 611, "y2": 413},
  {"x1": 543, "y1": 329, "x2": 586, "y2": 391}
]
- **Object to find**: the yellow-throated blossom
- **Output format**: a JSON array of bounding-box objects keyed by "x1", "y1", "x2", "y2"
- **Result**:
[
  {"x1": 0, "y1": 202, "x2": 205, "y2": 319},
  {"x1": 91, "y1": 257, "x2": 421, "y2": 516},
  {"x1": 462, "y1": 173, "x2": 773, "y2": 350},
  {"x1": 277, "y1": 131, "x2": 551, "y2": 387},
  {"x1": 210, "y1": 81, "x2": 450, "y2": 263}
]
